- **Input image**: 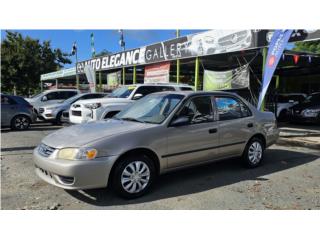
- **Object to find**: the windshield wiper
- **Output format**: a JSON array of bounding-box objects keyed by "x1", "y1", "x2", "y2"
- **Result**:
[{"x1": 120, "y1": 117, "x2": 145, "y2": 123}]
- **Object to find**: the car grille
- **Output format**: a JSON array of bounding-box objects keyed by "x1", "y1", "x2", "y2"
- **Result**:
[
  {"x1": 218, "y1": 30, "x2": 248, "y2": 46},
  {"x1": 39, "y1": 108, "x2": 44, "y2": 114},
  {"x1": 38, "y1": 143, "x2": 55, "y2": 157},
  {"x1": 72, "y1": 110, "x2": 82, "y2": 116}
]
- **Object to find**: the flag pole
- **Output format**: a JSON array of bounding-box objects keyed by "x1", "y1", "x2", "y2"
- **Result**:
[
  {"x1": 176, "y1": 30, "x2": 180, "y2": 84},
  {"x1": 75, "y1": 42, "x2": 79, "y2": 90}
]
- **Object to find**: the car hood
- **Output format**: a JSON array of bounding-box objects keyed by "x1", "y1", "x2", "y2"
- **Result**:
[
  {"x1": 74, "y1": 97, "x2": 132, "y2": 105},
  {"x1": 42, "y1": 103, "x2": 65, "y2": 109},
  {"x1": 42, "y1": 119, "x2": 147, "y2": 148},
  {"x1": 291, "y1": 102, "x2": 319, "y2": 111}
]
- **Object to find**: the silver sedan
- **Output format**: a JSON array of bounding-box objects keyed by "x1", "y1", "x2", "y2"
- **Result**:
[{"x1": 33, "y1": 91, "x2": 279, "y2": 198}]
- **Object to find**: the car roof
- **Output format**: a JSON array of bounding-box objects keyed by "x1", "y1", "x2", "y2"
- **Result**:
[
  {"x1": 123, "y1": 83, "x2": 193, "y2": 88},
  {"x1": 151, "y1": 90, "x2": 241, "y2": 98},
  {"x1": 43, "y1": 89, "x2": 79, "y2": 93}
]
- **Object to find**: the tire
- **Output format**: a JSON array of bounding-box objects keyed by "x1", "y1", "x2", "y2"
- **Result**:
[
  {"x1": 11, "y1": 115, "x2": 31, "y2": 131},
  {"x1": 278, "y1": 110, "x2": 288, "y2": 122},
  {"x1": 242, "y1": 137, "x2": 265, "y2": 168},
  {"x1": 53, "y1": 111, "x2": 63, "y2": 125},
  {"x1": 111, "y1": 154, "x2": 156, "y2": 199}
]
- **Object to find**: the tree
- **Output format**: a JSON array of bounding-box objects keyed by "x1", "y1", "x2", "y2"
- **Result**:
[
  {"x1": 1, "y1": 31, "x2": 72, "y2": 96},
  {"x1": 95, "y1": 49, "x2": 112, "y2": 57},
  {"x1": 294, "y1": 40, "x2": 320, "y2": 54}
]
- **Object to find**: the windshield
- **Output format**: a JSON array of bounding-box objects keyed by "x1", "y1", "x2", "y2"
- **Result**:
[
  {"x1": 304, "y1": 93, "x2": 320, "y2": 103},
  {"x1": 109, "y1": 86, "x2": 136, "y2": 98},
  {"x1": 115, "y1": 94, "x2": 184, "y2": 124},
  {"x1": 278, "y1": 95, "x2": 305, "y2": 103},
  {"x1": 30, "y1": 92, "x2": 44, "y2": 99}
]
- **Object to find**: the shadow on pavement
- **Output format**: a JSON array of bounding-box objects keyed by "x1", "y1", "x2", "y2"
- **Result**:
[
  {"x1": 1, "y1": 146, "x2": 37, "y2": 152},
  {"x1": 0, "y1": 123, "x2": 63, "y2": 133},
  {"x1": 66, "y1": 148, "x2": 319, "y2": 207}
]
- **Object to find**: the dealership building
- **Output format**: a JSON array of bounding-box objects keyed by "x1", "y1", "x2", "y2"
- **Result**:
[{"x1": 40, "y1": 29, "x2": 320, "y2": 109}]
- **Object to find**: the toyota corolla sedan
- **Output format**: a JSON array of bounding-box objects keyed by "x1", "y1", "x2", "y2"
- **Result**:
[{"x1": 33, "y1": 91, "x2": 279, "y2": 199}]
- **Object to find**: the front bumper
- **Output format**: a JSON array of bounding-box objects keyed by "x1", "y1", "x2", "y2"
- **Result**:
[
  {"x1": 33, "y1": 148, "x2": 118, "y2": 190},
  {"x1": 291, "y1": 113, "x2": 320, "y2": 124}
]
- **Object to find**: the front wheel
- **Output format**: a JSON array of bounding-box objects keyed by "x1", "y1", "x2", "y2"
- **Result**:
[
  {"x1": 242, "y1": 137, "x2": 265, "y2": 168},
  {"x1": 53, "y1": 111, "x2": 63, "y2": 125},
  {"x1": 111, "y1": 154, "x2": 156, "y2": 199}
]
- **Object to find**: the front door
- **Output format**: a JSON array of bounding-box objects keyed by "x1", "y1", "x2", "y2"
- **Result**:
[{"x1": 166, "y1": 95, "x2": 219, "y2": 168}]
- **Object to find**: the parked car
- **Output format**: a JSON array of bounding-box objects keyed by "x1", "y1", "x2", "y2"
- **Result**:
[
  {"x1": 1, "y1": 93, "x2": 37, "y2": 130},
  {"x1": 289, "y1": 92, "x2": 320, "y2": 124},
  {"x1": 69, "y1": 83, "x2": 194, "y2": 124},
  {"x1": 39, "y1": 92, "x2": 108, "y2": 125},
  {"x1": 25, "y1": 89, "x2": 81, "y2": 117},
  {"x1": 275, "y1": 93, "x2": 307, "y2": 121},
  {"x1": 33, "y1": 91, "x2": 279, "y2": 198}
]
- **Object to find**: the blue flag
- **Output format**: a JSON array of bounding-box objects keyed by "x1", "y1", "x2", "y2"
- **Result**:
[{"x1": 257, "y1": 30, "x2": 293, "y2": 110}]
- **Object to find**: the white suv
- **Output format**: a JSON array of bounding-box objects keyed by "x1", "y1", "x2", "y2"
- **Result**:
[
  {"x1": 25, "y1": 89, "x2": 80, "y2": 118},
  {"x1": 69, "y1": 83, "x2": 193, "y2": 124}
]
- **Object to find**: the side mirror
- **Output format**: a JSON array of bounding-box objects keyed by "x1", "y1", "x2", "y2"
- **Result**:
[
  {"x1": 41, "y1": 96, "x2": 48, "y2": 102},
  {"x1": 132, "y1": 93, "x2": 143, "y2": 100},
  {"x1": 170, "y1": 116, "x2": 190, "y2": 127}
]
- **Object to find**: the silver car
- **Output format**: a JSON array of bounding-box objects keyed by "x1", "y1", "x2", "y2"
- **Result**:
[{"x1": 33, "y1": 91, "x2": 279, "y2": 198}]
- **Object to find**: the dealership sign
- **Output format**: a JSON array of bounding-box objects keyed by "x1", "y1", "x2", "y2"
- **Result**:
[{"x1": 76, "y1": 29, "x2": 320, "y2": 74}]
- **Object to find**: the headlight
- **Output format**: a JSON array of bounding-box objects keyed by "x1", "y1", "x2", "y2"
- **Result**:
[
  {"x1": 46, "y1": 107, "x2": 58, "y2": 111},
  {"x1": 302, "y1": 109, "x2": 320, "y2": 117},
  {"x1": 57, "y1": 147, "x2": 98, "y2": 160},
  {"x1": 84, "y1": 103, "x2": 102, "y2": 109}
]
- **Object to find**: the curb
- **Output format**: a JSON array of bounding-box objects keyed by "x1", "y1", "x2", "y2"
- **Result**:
[{"x1": 276, "y1": 138, "x2": 320, "y2": 150}]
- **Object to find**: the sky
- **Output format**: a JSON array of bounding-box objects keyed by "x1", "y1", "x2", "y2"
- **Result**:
[{"x1": 1, "y1": 29, "x2": 205, "y2": 69}]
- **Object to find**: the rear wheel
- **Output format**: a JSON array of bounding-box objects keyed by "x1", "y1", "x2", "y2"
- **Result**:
[
  {"x1": 11, "y1": 115, "x2": 31, "y2": 130},
  {"x1": 242, "y1": 137, "x2": 264, "y2": 168},
  {"x1": 111, "y1": 154, "x2": 156, "y2": 199}
]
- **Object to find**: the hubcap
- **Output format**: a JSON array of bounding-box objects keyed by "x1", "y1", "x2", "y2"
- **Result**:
[
  {"x1": 248, "y1": 141, "x2": 262, "y2": 164},
  {"x1": 121, "y1": 161, "x2": 150, "y2": 194},
  {"x1": 15, "y1": 117, "x2": 29, "y2": 129}
]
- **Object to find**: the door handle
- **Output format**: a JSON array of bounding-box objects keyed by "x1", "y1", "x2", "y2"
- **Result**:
[
  {"x1": 247, "y1": 123, "x2": 253, "y2": 128},
  {"x1": 209, "y1": 128, "x2": 217, "y2": 134}
]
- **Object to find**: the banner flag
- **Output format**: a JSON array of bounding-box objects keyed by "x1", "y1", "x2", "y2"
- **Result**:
[
  {"x1": 203, "y1": 65, "x2": 249, "y2": 91},
  {"x1": 144, "y1": 62, "x2": 170, "y2": 83},
  {"x1": 257, "y1": 30, "x2": 293, "y2": 110},
  {"x1": 84, "y1": 65, "x2": 96, "y2": 93}
]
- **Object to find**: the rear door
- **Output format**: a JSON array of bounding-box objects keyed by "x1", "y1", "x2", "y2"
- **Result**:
[
  {"x1": 1, "y1": 95, "x2": 17, "y2": 126},
  {"x1": 166, "y1": 95, "x2": 219, "y2": 168},
  {"x1": 214, "y1": 95, "x2": 254, "y2": 158}
]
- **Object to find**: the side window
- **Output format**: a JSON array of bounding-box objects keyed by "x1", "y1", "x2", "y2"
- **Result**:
[
  {"x1": 180, "y1": 87, "x2": 193, "y2": 91},
  {"x1": 215, "y1": 97, "x2": 251, "y2": 121},
  {"x1": 177, "y1": 96, "x2": 214, "y2": 124},
  {"x1": 157, "y1": 86, "x2": 175, "y2": 92},
  {"x1": 45, "y1": 92, "x2": 59, "y2": 100},
  {"x1": 60, "y1": 91, "x2": 77, "y2": 99}
]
